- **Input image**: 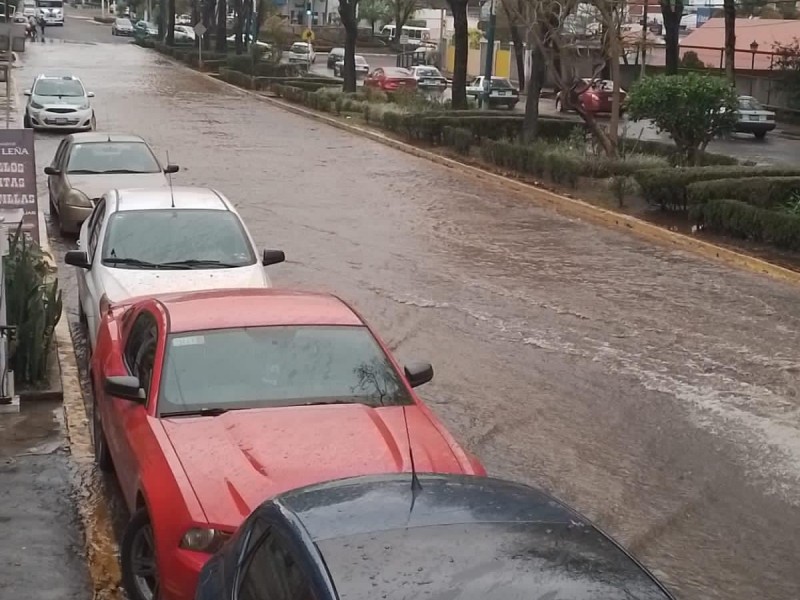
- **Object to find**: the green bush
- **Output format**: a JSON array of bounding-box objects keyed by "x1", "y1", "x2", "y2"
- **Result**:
[
  {"x1": 226, "y1": 56, "x2": 300, "y2": 77},
  {"x1": 4, "y1": 226, "x2": 62, "y2": 385},
  {"x1": 690, "y1": 199, "x2": 800, "y2": 251},
  {"x1": 634, "y1": 166, "x2": 800, "y2": 210},
  {"x1": 618, "y1": 138, "x2": 737, "y2": 166},
  {"x1": 442, "y1": 126, "x2": 473, "y2": 155},
  {"x1": 687, "y1": 176, "x2": 800, "y2": 209}
]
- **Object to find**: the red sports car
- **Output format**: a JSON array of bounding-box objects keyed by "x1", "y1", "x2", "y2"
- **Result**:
[
  {"x1": 364, "y1": 67, "x2": 418, "y2": 92},
  {"x1": 90, "y1": 288, "x2": 485, "y2": 600}
]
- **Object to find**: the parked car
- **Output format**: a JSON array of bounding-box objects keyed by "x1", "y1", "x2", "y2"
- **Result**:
[
  {"x1": 734, "y1": 95, "x2": 776, "y2": 139},
  {"x1": 225, "y1": 34, "x2": 271, "y2": 51},
  {"x1": 332, "y1": 54, "x2": 369, "y2": 78},
  {"x1": 364, "y1": 67, "x2": 417, "y2": 92},
  {"x1": 23, "y1": 74, "x2": 95, "y2": 132},
  {"x1": 555, "y1": 78, "x2": 627, "y2": 115},
  {"x1": 134, "y1": 20, "x2": 158, "y2": 40},
  {"x1": 287, "y1": 41, "x2": 315, "y2": 64},
  {"x1": 174, "y1": 24, "x2": 195, "y2": 44},
  {"x1": 111, "y1": 17, "x2": 134, "y2": 35},
  {"x1": 409, "y1": 65, "x2": 447, "y2": 91},
  {"x1": 89, "y1": 288, "x2": 485, "y2": 600},
  {"x1": 176, "y1": 13, "x2": 191, "y2": 24},
  {"x1": 326, "y1": 46, "x2": 344, "y2": 68},
  {"x1": 65, "y1": 187, "x2": 285, "y2": 348},
  {"x1": 196, "y1": 474, "x2": 675, "y2": 600},
  {"x1": 45, "y1": 133, "x2": 173, "y2": 236},
  {"x1": 466, "y1": 75, "x2": 520, "y2": 109}
]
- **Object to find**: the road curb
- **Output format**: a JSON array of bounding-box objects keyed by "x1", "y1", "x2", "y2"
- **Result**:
[{"x1": 152, "y1": 49, "x2": 800, "y2": 286}]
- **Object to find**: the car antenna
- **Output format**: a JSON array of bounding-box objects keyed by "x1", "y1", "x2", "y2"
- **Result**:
[
  {"x1": 166, "y1": 151, "x2": 175, "y2": 208},
  {"x1": 401, "y1": 404, "x2": 423, "y2": 507}
]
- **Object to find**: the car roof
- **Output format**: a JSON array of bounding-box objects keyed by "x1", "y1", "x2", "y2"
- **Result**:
[
  {"x1": 67, "y1": 132, "x2": 147, "y2": 144},
  {"x1": 35, "y1": 73, "x2": 83, "y2": 82},
  {"x1": 149, "y1": 288, "x2": 364, "y2": 333},
  {"x1": 109, "y1": 187, "x2": 231, "y2": 213},
  {"x1": 272, "y1": 474, "x2": 674, "y2": 600}
]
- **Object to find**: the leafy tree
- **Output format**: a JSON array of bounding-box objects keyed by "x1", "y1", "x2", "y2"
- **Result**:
[
  {"x1": 680, "y1": 50, "x2": 706, "y2": 69},
  {"x1": 773, "y1": 38, "x2": 800, "y2": 109},
  {"x1": 359, "y1": 0, "x2": 391, "y2": 36},
  {"x1": 339, "y1": 0, "x2": 360, "y2": 92},
  {"x1": 660, "y1": 0, "x2": 683, "y2": 75},
  {"x1": 388, "y1": 0, "x2": 417, "y2": 42},
  {"x1": 447, "y1": 0, "x2": 469, "y2": 109},
  {"x1": 626, "y1": 73, "x2": 738, "y2": 165}
]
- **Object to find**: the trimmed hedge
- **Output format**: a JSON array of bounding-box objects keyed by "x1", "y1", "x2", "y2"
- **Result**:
[
  {"x1": 226, "y1": 57, "x2": 301, "y2": 77},
  {"x1": 687, "y1": 176, "x2": 800, "y2": 209},
  {"x1": 634, "y1": 166, "x2": 800, "y2": 210},
  {"x1": 442, "y1": 126, "x2": 473, "y2": 155},
  {"x1": 398, "y1": 115, "x2": 582, "y2": 145},
  {"x1": 618, "y1": 138, "x2": 738, "y2": 167},
  {"x1": 690, "y1": 199, "x2": 800, "y2": 251}
]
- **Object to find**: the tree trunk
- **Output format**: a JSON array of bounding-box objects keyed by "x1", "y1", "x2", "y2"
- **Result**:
[
  {"x1": 234, "y1": 1, "x2": 244, "y2": 55},
  {"x1": 448, "y1": 0, "x2": 468, "y2": 109},
  {"x1": 723, "y1": 0, "x2": 735, "y2": 83},
  {"x1": 661, "y1": 0, "x2": 683, "y2": 75},
  {"x1": 501, "y1": 0, "x2": 525, "y2": 91},
  {"x1": 215, "y1": 0, "x2": 227, "y2": 53},
  {"x1": 608, "y1": 35, "x2": 621, "y2": 150},
  {"x1": 202, "y1": 0, "x2": 212, "y2": 51},
  {"x1": 522, "y1": 43, "x2": 544, "y2": 142},
  {"x1": 166, "y1": 0, "x2": 175, "y2": 44},
  {"x1": 339, "y1": 0, "x2": 358, "y2": 92}
]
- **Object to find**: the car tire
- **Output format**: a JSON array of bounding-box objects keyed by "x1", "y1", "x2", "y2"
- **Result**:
[
  {"x1": 121, "y1": 508, "x2": 160, "y2": 600},
  {"x1": 90, "y1": 113, "x2": 96, "y2": 130},
  {"x1": 754, "y1": 131, "x2": 767, "y2": 139},
  {"x1": 23, "y1": 112, "x2": 31, "y2": 128},
  {"x1": 48, "y1": 190, "x2": 56, "y2": 214},
  {"x1": 555, "y1": 97, "x2": 565, "y2": 112},
  {"x1": 92, "y1": 389, "x2": 113, "y2": 472}
]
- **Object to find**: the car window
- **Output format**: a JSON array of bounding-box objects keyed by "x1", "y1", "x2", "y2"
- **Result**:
[
  {"x1": 33, "y1": 78, "x2": 85, "y2": 97},
  {"x1": 66, "y1": 142, "x2": 161, "y2": 174},
  {"x1": 238, "y1": 527, "x2": 315, "y2": 600},
  {"x1": 416, "y1": 67, "x2": 441, "y2": 77},
  {"x1": 87, "y1": 197, "x2": 107, "y2": 258},
  {"x1": 738, "y1": 96, "x2": 763, "y2": 111},
  {"x1": 290, "y1": 43, "x2": 308, "y2": 53},
  {"x1": 490, "y1": 78, "x2": 513, "y2": 89},
  {"x1": 355, "y1": 56, "x2": 367, "y2": 65},
  {"x1": 124, "y1": 312, "x2": 158, "y2": 397},
  {"x1": 158, "y1": 325, "x2": 414, "y2": 415},
  {"x1": 52, "y1": 139, "x2": 68, "y2": 168},
  {"x1": 385, "y1": 68, "x2": 411, "y2": 77},
  {"x1": 101, "y1": 209, "x2": 256, "y2": 268}
]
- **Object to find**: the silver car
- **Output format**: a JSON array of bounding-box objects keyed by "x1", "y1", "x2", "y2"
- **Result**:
[
  {"x1": 333, "y1": 55, "x2": 369, "y2": 78},
  {"x1": 24, "y1": 74, "x2": 96, "y2": 131},
  {"x1": 734, "y1": 95, "x2": 776, "y2": 139}
]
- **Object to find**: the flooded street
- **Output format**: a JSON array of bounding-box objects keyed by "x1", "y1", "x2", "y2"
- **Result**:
[{"x1": 14, "y1": 20, "x2": 800, "y2": 600}]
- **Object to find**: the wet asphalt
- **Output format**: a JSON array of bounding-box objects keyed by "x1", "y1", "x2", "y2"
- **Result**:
[{"x1": 9, "y1": 12, "x2": 800, "y2": 600}]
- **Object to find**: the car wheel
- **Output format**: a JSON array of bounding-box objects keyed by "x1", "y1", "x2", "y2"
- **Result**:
[
  {"x1": 90, "y1": 113, "x2": 96, "y2": 130},
  {"x1": 754, "y1": 131, "x2": 767, "y2": 139},
  {"x1": 122, "y1": 508, "x2": 160, "y2": 600},
  {"x1": 48, "y1": 190, "x2": 56, "y2": 214},
  {"x1": 23, "y1": 111, "x2": 31, "y2": 128},
  {"x1": 92, "y1": 390, "x2": 113, "y2": 472},
  {"x1": 555, "y1": 97, "x2": 564, "y2": 112}
]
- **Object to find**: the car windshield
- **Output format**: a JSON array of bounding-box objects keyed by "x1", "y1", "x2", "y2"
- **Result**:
[
  {"x1": 319, "y1": 523, "x2": 672, "y2": 600},
  {"x1": 37, "y1": 0, "x2": 61, "y2": 6},
  {"x1": 158, "y1": 325, "x2": 413, "y2": 415},
  {"x1": 416, "y1": 67, "x2": 442, "y2": 77},
  {"x1": 34, "y1": 78, "x2": 84, "y2": 97},
  {"x1": 490, "y1": 78, "x2": 513, "y2": 89},
  {"x1": 739, "y1": 96, "x2": 763, "y2": 110},
  {"x1": 332, "y1": 48, "x2": 344, "y2": 55},
  {"x1": 291, "y1": 43, "x2": 309, "y2": 53},
  {"x1": 116, "y1": 18, "x2": 131, "y2": 25},
  {"x1": 101, "y1": 209, "x2": 256, "y2": 268},
  {"x1": 66, "y1": 142, "x2": 161, "y2": 174},
  {"x1": 355, "y1": 56, "x2": 367, "y2": 65},
  {"x1": 385, "y1": 68, "x2": 411, "y2": 77}
]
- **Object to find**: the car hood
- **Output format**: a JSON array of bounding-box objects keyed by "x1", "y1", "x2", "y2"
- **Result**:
[
  {"x1": 100, "y1": 264, "x2": 267, "y2": 304},
  {"x1": 65, "y1": 173, "x2": 168, "y2": 200},
  {"x1": 160, "y1": 404, "x2": 466, "y2": 528},
  {"x1": 33, "y1": 95, "x2": 88, "y2": 107}
]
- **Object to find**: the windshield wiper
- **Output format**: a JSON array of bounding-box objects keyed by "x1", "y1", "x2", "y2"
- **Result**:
[
  {"x1": 67, "y1": 169, "x2": 105, "y2": 174},
  {"x1": 104, "y1": 257, "x2": 166, "y2": 269},
  {"x1": 162, "y1": 408, "x2": 230, "y2": 417},
  {"x1": 157, "y1": 259, "x2": 242, "y2": 269},
  {"x1": 100, "y1": 169, "x2": 156, "y2": 174}
]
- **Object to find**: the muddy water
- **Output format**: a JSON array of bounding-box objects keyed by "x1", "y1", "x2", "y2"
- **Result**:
[{"x1": 15, "y1": 38, "x2": 800, "y2": 600}]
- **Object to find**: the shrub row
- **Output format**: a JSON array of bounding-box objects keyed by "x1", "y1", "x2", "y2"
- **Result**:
[
  {"x1": 226, "y1": 56, "x2": 301, "y2": 77},
  {"x1": 634, "y1": 166, "x2": 800, "y2": 210},
  {"x1": 618, "y1": 138, "x2": 739, "y2": 167},
  {"x1": 687, "y1": 176, "x2": 800, "y2": 209},
  {"x1": 442, "y1": 126, "x2": 473, "y2": 156},
  {"x1": 479, "y1": 139, "x2": 668, "y2": 187},
  {"x1": 690, "y1": 199, "x2": 800, "y2": 251},
  {"x1": 218, "y1": 67, "x2": 255, "y2": 89}
]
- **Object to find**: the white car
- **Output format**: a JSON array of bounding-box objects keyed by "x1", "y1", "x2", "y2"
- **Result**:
[
  {"x1": 24, "y1": 74, "x2": 96, "y2": 131},
  {"x1": 332, "y1": 54, "x2": 369, "y2": 78},
  {"x1": 174, "y1": 25, "x2": 195, "y2": 42},
  {"x1": 64, "y1": 186, "x2": 286, "y2": 349},
  {"x1": 287, "y1": 41, "x2": 315, "y2": 64},
  {"x1": 734, "y1": 95, "x2": 776, "y2": 139}
]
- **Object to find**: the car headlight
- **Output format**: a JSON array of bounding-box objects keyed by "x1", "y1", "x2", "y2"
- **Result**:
[
  {"x1": 30, "y1": 101, "x2": 43, "y2": 110},
  {"x1": 65, "y1": 190, "x2": 92, "y2": 208},
  {"x1": 79, "y1": 102, "x2": 90, "y2": 110},
  {"x1": 180, "y1": 528, "x2": 231, "y2": 553}
]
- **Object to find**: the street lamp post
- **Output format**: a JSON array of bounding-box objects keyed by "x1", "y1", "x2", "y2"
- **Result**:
[
  {"x1": 482, "y1": 0, "x2": 496, "y2": 110},
  {"x1": 750, "y1": 40, "x2": 758, "y2": 95}
]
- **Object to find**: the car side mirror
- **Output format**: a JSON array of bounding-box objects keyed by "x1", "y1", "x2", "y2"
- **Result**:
[
  {"x1": 104, "y1": 375, "x2": 146, "y2": 403},
  {"x1": 64, "y1": 250, "x2": 91, "y2": 269},
  {"x1": 164, "y1": 164, "x2": 179, "y2": 174},
  {"x1": 404, "y1": 362, "x2": 433, "y2": 388},
  {"x1": 262, "y1": 249, "x2": 285, "y2": 266},
  {"x1": 44, "y1": 166, "x2": 60, "y2": 176},
  {"x1": 23, "y1": 89, "x2": 31, "y2": 96},
  {"x1": 87, "y1": 91, "x2": 95, "y2": 97}
]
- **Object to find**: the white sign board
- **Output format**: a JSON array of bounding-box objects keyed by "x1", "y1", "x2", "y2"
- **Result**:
[
  {"x1": 194, "y1": 22, "x2": 207, "y2": 36},
  {"x1": 399, "y1": 34, "x2": 410, "y2": 45}
]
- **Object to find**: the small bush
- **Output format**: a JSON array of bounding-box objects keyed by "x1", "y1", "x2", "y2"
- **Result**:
[
  {"x1": 687, "y1": 176, "x2": 800, "y2": 209},
  {"x1": 442, "y1": 126, "x2": 473, "y2": 155},
  {"x1": 691, "y1": 199, "x2": 800, "y2": 251},
  {"x1": 618, "y1": 138, "x2": 737, "y2": 166},
  {"x1": 608, "y1": 175, "x2": 640, "y2": 207},
  {"x1": 634, "y1": 166, "x2": 800, "y2": 211}
]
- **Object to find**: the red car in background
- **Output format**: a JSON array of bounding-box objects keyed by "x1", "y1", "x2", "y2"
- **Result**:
[
  {"x1": 364, "y1": 67, "x2": 418, "y2": 92},
  {"x1": 90, "y1": 288, "x2": 485, "y2": 600},
  {"x1": 555, "y1": 78, "x2": 627, "y2": 115}
]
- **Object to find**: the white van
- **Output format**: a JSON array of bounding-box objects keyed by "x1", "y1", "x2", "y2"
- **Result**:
[
  {"x1": 35, "y1": 0, "x2": 63, "y2": 25},
  {"x1": 22, "y1": 0, "x2": 36, "y2": 17},
  {"x1": 380, "y1": 24, "x2": 432, "y2": 46}
]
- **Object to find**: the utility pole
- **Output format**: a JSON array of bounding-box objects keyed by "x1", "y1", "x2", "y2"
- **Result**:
[
  {"x1": 482, "y1": 0, "x2": 496, "y2": 110},
  {"x1": 640, "y1": 0, "x2": 648, "y2": 76}
]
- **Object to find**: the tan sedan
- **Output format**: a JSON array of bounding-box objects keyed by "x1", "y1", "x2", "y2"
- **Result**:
[{"x1": 45, "y1": 132, "x2": 179, "y2": 235}]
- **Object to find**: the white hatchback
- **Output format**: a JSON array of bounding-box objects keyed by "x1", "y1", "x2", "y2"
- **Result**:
[
  {"x1": 24, "y1": 74, "x2": 96, "y2": 131},
  {"x1": 65, "y1": 186, "x2": 286, "y2": 349}
]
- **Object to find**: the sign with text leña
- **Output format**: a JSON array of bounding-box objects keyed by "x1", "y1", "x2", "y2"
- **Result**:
[{"x1": 0, "y1": 129, "x2": 38, "y2": 243}]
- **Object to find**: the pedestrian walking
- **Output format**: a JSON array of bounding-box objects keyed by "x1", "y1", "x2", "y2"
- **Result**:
[{"x1": 37, "y1": 15, "x2": 46, "y2": 40}]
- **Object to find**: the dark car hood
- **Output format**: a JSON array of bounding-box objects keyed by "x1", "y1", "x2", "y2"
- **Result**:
[{"x1": 65, "y1": 172, "x2": 168, "y2": 200}]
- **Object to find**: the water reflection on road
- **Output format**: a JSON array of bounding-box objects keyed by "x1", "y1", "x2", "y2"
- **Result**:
[{"x1": 17, "y1": 35, "x2": 800, "y2": 600}]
